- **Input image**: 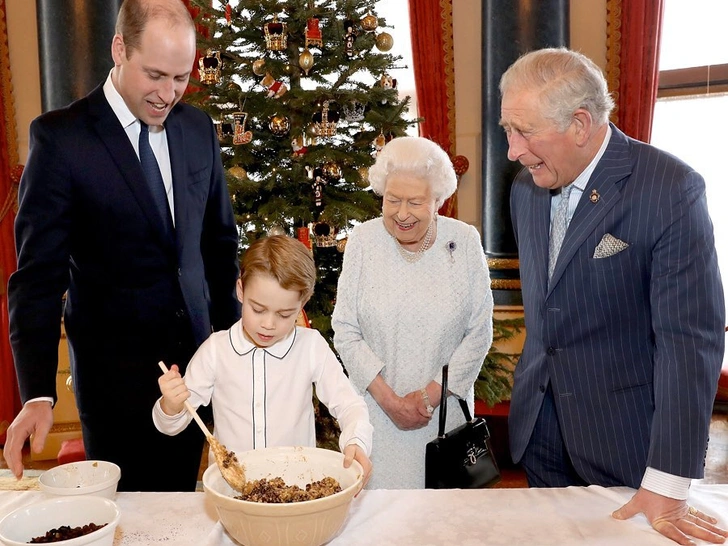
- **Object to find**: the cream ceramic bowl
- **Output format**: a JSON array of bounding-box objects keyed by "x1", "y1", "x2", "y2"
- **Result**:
[
  {"x1": 38, "y1": 460, "x2": 121, "y2": 499},
  {"x1": 0, "y1": 495, "x2": 120, "y2": 546},
  {"x1": 203, "y1": 446, "x2": 364, "y2": 546}
]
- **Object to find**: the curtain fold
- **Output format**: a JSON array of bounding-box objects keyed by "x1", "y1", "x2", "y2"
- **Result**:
[
  {"x1": 606, "y1": 0, "x2": 665, "y2": 142},
  {"x1": 408, "y1": 0, "x2": 459, "y2": 218},
  {"x1": 0, "y1": 0, "x2": 21, "y2": 441}
]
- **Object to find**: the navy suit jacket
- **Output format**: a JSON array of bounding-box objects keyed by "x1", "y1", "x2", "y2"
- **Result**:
[
  {"x1": 8, "y1": 84, "x2": 240, "y2": 420},
  {"x1": 508, "y1": 124, "x2": 725, "y2": 488}
]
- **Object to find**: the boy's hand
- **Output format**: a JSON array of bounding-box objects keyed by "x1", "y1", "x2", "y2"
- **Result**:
[
  {"x1": 343, "y1": 444, "x2": 372, "y2": 493},
  {"x1": 158, "y1": 364, "x2": 190, "y2": 416}
]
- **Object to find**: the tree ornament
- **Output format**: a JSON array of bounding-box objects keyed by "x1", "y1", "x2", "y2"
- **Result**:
[
  {"x1": 311, "y1": 101, "x2": 340, "y2": 138},
  {"x1": 373, "y1": 132, "x2": 387, "y2": 156},
  {"x1": 305, "y1": 17, "x2": 323, "y2": 48},
  {"x1": 264, "y1": 15, "x2": 288, "y2": 51},
  {"x1": 357, "y1": 166, "x2": 370, "y2": 187},
  {"x1": 199, "y1": 49, "x2": 223, "y2": 85},
  {"x1": 343, "y1": 19, "x2": 357, "y2": 59},
  {"x1": 375, "y1": 31, "x2": 394, "y2": 52},
  {"x1": 268, "y1": 225, "x2": 287, "y2": 236},
  {"x1": 269, "y1": 115, "x2": 291, "y2": 137},
  {"x1": 321, "y1": 161, "x2": 342, "y2": 182},
  {"x1": 306, "y1": 166, "x2": 328, "y2": 208},
  {"x1": 228, "y1": 166, "x2": 247, "y2": 180},
  {"x1": 377, "y1": 73, "x2": 398, "y2": 104},
  {"x1": 230, "y1": 112, "x2": 251, "y2": 145},
  {"x1": 299, "y1": 48, "x2": 314, "y2": 75},
  {"x1": 342, "y1": 100, "x2": 365, "y2": 122},
  {"x1": 360, "y1": 12, "x2": 378, "y2": 32},
  {"x1": 261, "y1": 72, "x2": 288, "y2": 98},
  {"x1": 216, "y1": 120, "x2": 234, "y2": 144},
  {"x1": 223, "y1": 1, "x2": 232, "y2": 25},
  {"x1": 297, "y1": 226, "x2": 312, "y2": 251},
  {"x1": 313, "y1": 221, "x2": 337, "y2": 247},
  {"x1": 252, "y1": 58, "x2": 266, "y2": 76},
  {"x1": 336, "y1": 237, "x2": 348, "y2": 253},
  {"x1": 291, "y1": 135, "x2": 308, "y2": 156}
]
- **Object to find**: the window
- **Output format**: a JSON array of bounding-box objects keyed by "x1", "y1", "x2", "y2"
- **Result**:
[{"x1": 651, "y1": 0, "x2": 728, "y2": 321}]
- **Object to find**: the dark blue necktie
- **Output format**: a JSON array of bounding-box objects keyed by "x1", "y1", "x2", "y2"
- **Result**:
[{"x1": 139, "y1": 121, "x2": 172, "y2": 233}]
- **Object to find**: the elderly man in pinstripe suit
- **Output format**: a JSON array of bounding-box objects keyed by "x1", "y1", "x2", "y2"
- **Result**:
[{"x1": 500, "y1": 48, "x2": 727, "y2": 545}]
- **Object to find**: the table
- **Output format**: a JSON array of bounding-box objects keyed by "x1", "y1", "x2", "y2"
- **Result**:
[{"x1": 1, "y1": 484, "x2": 726, "y2": 545}]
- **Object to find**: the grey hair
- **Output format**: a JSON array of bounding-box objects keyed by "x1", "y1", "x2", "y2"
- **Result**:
[
  {"x1": 368, "y1": 136, "x2": 457, "y2": 207},
  {"x1": 499, "y1": 47, "x2": 615, "y2": 131}
]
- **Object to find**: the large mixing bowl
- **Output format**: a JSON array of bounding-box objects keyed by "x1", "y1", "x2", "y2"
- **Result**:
[{"x1": 202, "y1": 446, "x2": 363, "y2": 546}]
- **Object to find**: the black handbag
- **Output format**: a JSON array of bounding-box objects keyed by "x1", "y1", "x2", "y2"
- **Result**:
[{"x1": 425, "y1": 365, "x2": 501, "y2": 489}]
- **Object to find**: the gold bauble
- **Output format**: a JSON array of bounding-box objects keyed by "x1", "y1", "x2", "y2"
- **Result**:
[
  {"x1": 375, "y1": 32, "x2": 394, "y2": 52},
  {"x1": 357, "y1": 166, "x2": 370, "y2": 187},
  {"x1": 360, "y1": 12, "x2": 378, "y2": 32},
  {"x1": 306, "y1": 123, "x2": 320, "y2": 137},
  {"x1": 321, "y1": 161, "x2": 342, "y2": 181},
  {"x1": 298, "y1": 48, "x2": 314, "y2": 75},
  {"x1": 269, "y1": 115, "x2": 291, "y2": 136},
  {"x1": 252, "y1": 58, "x2": 266, "y2": 76},
  {"x1": 228, "y1": 166, "x2": 248, "y2": 180}
]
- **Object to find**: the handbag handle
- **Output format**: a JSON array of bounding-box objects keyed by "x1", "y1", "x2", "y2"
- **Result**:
[{"x1": 437, "y1": 364, "x2": 474, "y2": 438}]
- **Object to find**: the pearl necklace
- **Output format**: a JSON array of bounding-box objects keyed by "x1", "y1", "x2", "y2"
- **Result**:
[{"x1": 392, "y1": 220, "x2": 435, "y2": 264}]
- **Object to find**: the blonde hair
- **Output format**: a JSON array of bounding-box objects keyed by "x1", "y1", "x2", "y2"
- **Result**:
[
  {"x1": 240, "y1": 236, "x2": 316, "y2": 303},
  {"x1": 368, "y1": 136, "x2": 457, "y2": 207}
]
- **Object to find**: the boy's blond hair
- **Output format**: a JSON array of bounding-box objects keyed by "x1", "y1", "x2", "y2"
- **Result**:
[{"x1": 240, "y1": 235, "x2": 316, "y2": 303}]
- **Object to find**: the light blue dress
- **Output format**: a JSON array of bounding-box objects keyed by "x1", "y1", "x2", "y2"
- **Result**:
[{"x1": 332, "y1": 216, "x2": 494, "y2": 489}]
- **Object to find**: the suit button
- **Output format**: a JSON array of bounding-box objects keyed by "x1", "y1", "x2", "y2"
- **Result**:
[
  {"x1": 176, "y1": 309, "x2": 186, "y2": 319},
  {"x1": 546, "y1": 347, "x2": 556, "y2": 356},
  {"x1": 539, "y1": 385, "x2": 546, "y2": 393}
]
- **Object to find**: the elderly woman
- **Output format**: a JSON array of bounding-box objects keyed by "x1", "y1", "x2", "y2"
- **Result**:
[{"x1": 332, "y1": 136, "x2": 494, "y2": 489}]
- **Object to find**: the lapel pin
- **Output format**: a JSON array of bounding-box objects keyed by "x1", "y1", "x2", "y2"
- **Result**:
[{"x1": 589, "y1": 189, "x2": 600, "y2": 204}]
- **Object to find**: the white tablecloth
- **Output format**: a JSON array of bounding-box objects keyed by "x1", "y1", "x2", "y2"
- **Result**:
[{"x1": 1, "y1": 484, "x2": 726, "y2": 545}]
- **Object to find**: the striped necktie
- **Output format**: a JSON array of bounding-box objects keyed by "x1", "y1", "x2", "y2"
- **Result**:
[
  {"x1": 548, "y1": 184, "x2": 573, "y2": 280},
  {"x1": 138, "y1": 121, "x2": 172, "y2": 233}
]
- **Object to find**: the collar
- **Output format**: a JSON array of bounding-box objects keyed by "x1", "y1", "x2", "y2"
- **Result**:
[
  {"x1": 571, "y1": 124, "x2": 612, "y2": 193},
  {"x1": 103, "y1": 70, "x2": 137, "y2": 130},
  {"x1": 229, "y1": 321, "x2": 297, "y2": 360}
]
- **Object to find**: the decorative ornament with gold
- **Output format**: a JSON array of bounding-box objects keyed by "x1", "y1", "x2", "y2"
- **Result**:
[
  {"x1": 251, "y1": 58, "x2": 266, "y2": 76},
  {"x1": 264, "y1": 15, "x2": 288, "y2": 51},
  {"x1": 305, "y1": 17, "x2": 323, "y2": 48},
  {"x1": 232, "y1": 112, "x2": 253, "y2": 145},
  {"x1": 375, "y1": 31, "x2": 393, "y2": 52},
  {"x1": 342, "y1": 100, "x2": 365, "y2": 122},
  {"x1": 269, "y1": 114, "x2": 291, "y2": 137},
  {"x1": 360, "y1": 12, "x2": 378, "y2": 33},
  {"x1": 311, "y1": 101, "x2": 340, "y2": 138},
  {"x1": 299, "y1": 48, "x2": 314, "y2": 75},
  {"x1": 199, "y1": 49, "x2": 223, "y2": 85},
  {"x1": 313, "y1": 221, "x2": 338, "y2": 248}
]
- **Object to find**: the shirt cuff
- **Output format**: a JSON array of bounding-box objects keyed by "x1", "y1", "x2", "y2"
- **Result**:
[
  {"x1": 641, "y1": 467, "x2": 691, "y2": 500},
  {"x1": 25, "y1": 397, "x2": 54, "y2": 406}
]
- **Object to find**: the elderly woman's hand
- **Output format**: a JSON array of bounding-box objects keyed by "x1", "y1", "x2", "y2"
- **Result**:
[{"x1": 368, "y1": 375, "x2": 432, "y2": 430}]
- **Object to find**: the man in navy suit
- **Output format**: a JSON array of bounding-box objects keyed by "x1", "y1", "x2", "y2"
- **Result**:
[
  {"x1": 500, "y1": 48, "x2": 727, "y2": 543},
  {"x1": 3, "y1": 0, "x2": 240, "y2": 491}
]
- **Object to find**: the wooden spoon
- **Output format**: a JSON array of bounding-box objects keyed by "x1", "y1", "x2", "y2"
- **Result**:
[{"x1": 157, "y1": 361, "x2": 246, "y2": 492}]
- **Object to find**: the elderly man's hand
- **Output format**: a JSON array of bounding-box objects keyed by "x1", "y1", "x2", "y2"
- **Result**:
[{"x1": 612, "y1": 487, "x2": 728, "y2": 545}]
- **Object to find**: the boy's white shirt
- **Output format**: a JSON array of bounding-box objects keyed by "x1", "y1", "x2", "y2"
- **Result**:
[{"x1": 152, "y1": 320, "x2": 372, "y2": 457}]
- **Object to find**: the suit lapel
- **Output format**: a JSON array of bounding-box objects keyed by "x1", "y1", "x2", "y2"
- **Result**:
[
  {"x1": 547, "y1": 125, "x2": 633, "y2": 294},
  {"x1": 88, "y1": 87, "x2": 175, "y2": 249},
  {"x1": 165, "y1": 111, "x2": 188, "y2": 257}
]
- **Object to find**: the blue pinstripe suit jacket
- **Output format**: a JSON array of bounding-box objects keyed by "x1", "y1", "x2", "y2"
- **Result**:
[{"x1": 508, "y1": 124, "x2": 725, "y2": 488}]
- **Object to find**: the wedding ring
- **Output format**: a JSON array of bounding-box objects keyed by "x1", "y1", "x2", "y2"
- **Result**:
[{"x1": 688, "y1": 506, "x2": 698, "y2": 517}]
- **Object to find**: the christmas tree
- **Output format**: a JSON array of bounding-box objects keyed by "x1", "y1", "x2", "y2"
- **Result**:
[{"x1": 186, "y1": 0, "x2": 416, "y2": 343}]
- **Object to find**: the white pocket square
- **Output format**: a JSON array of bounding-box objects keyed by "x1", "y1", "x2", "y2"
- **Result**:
[{"x1": 593, "y1": 233, "x2": 629, "y2": 258}]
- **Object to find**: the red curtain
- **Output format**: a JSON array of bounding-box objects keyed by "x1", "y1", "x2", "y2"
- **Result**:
[
  {"x1": 0, "y1": 0, "x2": 21, "y2": 442},
  {"x1": 407, "y1": 0, "x2": 459, "y2": 218},
  {"x1": 606, "y1": 0, "x2": 665, "y2": 142}
]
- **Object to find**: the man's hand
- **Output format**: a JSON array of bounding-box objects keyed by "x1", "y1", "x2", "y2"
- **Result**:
[
  {"x1": 2, "y1": 401, "x2": 54, "y2": 479},
  {"x1": 612, "y1": 487, "x2": 728, "y2": 545},
  {"x1": 158, "y1": 363, "x2": 190, "y2": 416}
]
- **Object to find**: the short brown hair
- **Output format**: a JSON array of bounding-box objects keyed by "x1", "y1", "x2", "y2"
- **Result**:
[
  {"x1": 240, "y1": 236, "x2": 316, "y2": 303},
  {"x1": 116, "y1": 0, "x2": 195, "y2": 57}
]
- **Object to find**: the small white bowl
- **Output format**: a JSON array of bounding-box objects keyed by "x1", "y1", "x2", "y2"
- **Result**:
[
  {"x1": 203, "y1": 446, "x2": 363, "y2": 546},
  {"x1": 39, "y1": 460, "x2": 121, "y2": 499},
  {"x1": 0, "y1": 495, "x2": 120, "y2": 546}
]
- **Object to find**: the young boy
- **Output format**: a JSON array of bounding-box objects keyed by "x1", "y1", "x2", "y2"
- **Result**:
[{"x1": 153, "y1": 235, "x2": 373, "y2": 483}]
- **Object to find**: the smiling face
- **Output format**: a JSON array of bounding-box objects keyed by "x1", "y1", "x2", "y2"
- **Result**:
[
  {"x1": 237, "y1": 274, "x2": 304, "y2": 348},
  {"x1": 500, "y1": 87, "x2": 584, "y2": 190},
  {"x1": 111, "y1": 17, "x2": 196, "y2": 126},
  {"x1": 382, "y1": 173, "x2": 438, "y2": 251}
]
